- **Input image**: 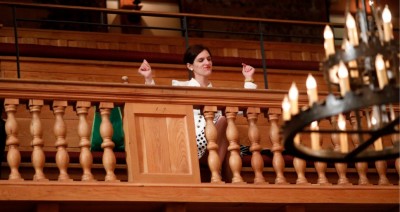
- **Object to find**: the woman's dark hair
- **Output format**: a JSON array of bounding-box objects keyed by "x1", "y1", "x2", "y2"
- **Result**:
[{"x1": 183, "y1": 44, "x2": 212, "y2": 64}]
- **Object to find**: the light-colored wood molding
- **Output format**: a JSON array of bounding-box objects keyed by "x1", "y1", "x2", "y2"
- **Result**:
[{"x1": 0, "y1": 182, "x2": 398, "y2": 204}]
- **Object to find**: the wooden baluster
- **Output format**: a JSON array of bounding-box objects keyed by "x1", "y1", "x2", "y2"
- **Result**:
[
  {"x1": 395, "y1": 158, "x2": 400, "y2": 183},
  {"x1": 292, "y1": 133, "x2": 309, "y2": 184},
  {"x1": 4, "y1": 99, "x2": 23, "y2": 181},
  {"x1": 225, "y1": 106, "x2": 245, "y2": 184},
  {"x1": 314, "y1": 161, "x2": 330, "y2": 185},
  {"x1": 76, "y1": 101, "x2": 95, "y2": 181},
  {"x1": 312, "y1": 122, "x2": 330, "y2": 185},
  {"x1": 52, "y1": 101, "x2": 71, "y2": 181},
  {"x1": 29, "y1": 99, "x2": 48, "y2": 181},
  {"x1": 293, "y1": 156, "x2": 308, "y2": 184},
  {"x1": 349, "y1": 112, "x2": 370, "y2": 185},
  {"x1": 392, "y1": 130, "x2": 400, "y2": 182},
  {"x1": 268, "y1": 108, "x2": 287, "y2": 185},
  {"x1": 247, "y1": 107, "x2": 267, "y2": 184},
  {"x1": 375, "y1": 160, "x2": 391, "y2": 185},
  {"x1": 99, "y1": 102, "x2": 119, "y2": 182},
  {"x1": 330, "y1": 116, "x2": 351, "y2": 185},
  {"x1": 203, "y1": 106, "x2": 223, "y2": 183},
  {"x1": 310, "y1": 121, "x2": 330, "y2": 185},
  {"x1": 390, "y1": 110, "x2": 399, "y2": 184}
]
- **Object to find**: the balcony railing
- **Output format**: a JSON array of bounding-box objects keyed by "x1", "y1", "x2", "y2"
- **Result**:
[{"x1": 0, "y1": 78, "x2": 398, "y2": 209}]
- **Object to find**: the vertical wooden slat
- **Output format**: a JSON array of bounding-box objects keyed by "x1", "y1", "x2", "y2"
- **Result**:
[
  {"x1": 349, "y1": 112, "x2": 370, "y2": 185},
  {"x1": 52, "y1": 100, "x2": 71, "y2": 181},
  {"x1": 330, "y1": 116, "x2": 351, "y2": 185},
  {"x1": 204, "y1": 105, "x2": 223, "y2": 183},
  {"x1": 99, "y1": 102, "x2": 119, "y2": 182},
  {"x1": 76, "y1": 101, "x2": 95, "y2": 181},
  {"x1": 225, "y1": 106, "x2": 245, "y2": 184},
  {"x1": 247, "y1": 107, "x2": 267, "y2": 184},
  {"x1": 375, "y1": 160, "x2": 391, "y2": 185},
  {"x1": 4, "y1": 98, "x2": 23, "y2": 181},
  {"x1": 268, "y1": 108, "x2": 288, "y2": 184},
  {"x1": 29, "y1": 99, "x2": 48, "y2": 181}
]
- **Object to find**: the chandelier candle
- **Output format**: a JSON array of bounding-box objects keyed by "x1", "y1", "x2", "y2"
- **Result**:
[
  {"x1": 375, "y1": 54, "x2": 389, "y2": 89},
  {"x1": 338, "y1": 114, "x2": 349, "y2": 153},
  {"x1": 346, "y1": 13, "x2": 359, "y2": 46},
  {"x1": 338, "y1": 61, "x2": 350, "y2": 96},
  {"x1": 306, "y1": 74, "x2": 318, "y2": 106},
  {"x1": 288, "y1": 82, "x2": 300, "y2": 145},
  {"x1": 282, "y1": 95, "x2": 291, "y2": 121},
  {"x1": 382, "y1": 5, "x2": 393, "y2": 42},
  {"x1": 323, "y1": 25, "x2": 335, "y2": 57}
]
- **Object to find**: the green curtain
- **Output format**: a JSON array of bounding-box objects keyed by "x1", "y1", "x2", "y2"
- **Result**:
[{"x1": 90, "y1": 107, "x2": 125, "y2": 152}]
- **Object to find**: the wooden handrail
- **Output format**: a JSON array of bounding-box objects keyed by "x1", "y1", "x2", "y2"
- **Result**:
[
  {"x1": 0, "y1": 1, "x2": 343, "y2": 27},
  {"x1": 0, "y1": 78, "x2": 314, "y2": 108}
]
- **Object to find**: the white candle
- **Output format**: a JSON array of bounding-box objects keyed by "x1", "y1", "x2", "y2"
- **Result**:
[
  {"x1": 371, "y1": 110, "x2": 383, "y2": 151},
  {"x1": 382, "y1": 5, "x2": 393, "y2": 42},
  {"x1": 288, "y1": 82, "x2": 299, "y2": 115},
  {"x1": 375, "y1": 54, "x2": 389, "y2": 89},
  {"x1": 310, "y1": 121, "x2": 320, "y2": 150},
  {"x1": 338, "y1": 114, "x2": 348, "y2": 153},
  {"x1": 306, "y1": 74, "x2": 318, "y2": 106},
  {"x1": 323, "y1": 25, "x2": 335, "y2": 57},
  {"x1": 346, "y1": 13, "x2": 359, "y2": 46},
  {"x1": 338, "y1": 61, "x2": 350, "y2": 96},
  {"x1": 282, "y1": 95, "x2": 291, "y2": 121}
]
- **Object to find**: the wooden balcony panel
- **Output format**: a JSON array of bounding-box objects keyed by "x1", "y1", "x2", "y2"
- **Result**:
[{"x1": 0, "y1": 27, "x2": 325, "y2": 62}]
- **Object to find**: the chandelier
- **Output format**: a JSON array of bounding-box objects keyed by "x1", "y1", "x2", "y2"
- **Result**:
[{"x1": 282, "y1": 0, "x2": 399, "y2": 162}]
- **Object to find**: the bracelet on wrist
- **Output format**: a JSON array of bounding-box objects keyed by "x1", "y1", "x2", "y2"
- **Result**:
[{"x1": 245, "y1": 78, "x2": 254, "y2": 83}]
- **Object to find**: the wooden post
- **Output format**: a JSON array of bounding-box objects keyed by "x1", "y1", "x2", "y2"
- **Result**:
[
  {"x1": 247, "y1": 107, "x2": 267, "y2": 184},
  {"x1": 29, "y1": 99, "x2": 48, "y2": 181},
  {"x1": 99, "y1": 102, "x2": 119, "y2": 182},
  {"x1": 4, "y1": 98, "x2": 23, "y2": 181},
  {"x1": 225, "y1": 106, "x2": 245, "y2": 184},
  {"x1": 268, "y1": 108, "x2": 288, "y2": 184},
  {"x1": 76, "y1": 101, "x2": 95, "y2": 181},
  {"x1": 53, "y1": 100, "x2": 71, "y2": 181},
  {"x1": 349, "y1": 112, "x2": 370, "y2": 185},
  {"x1": 204, "y1": 106, "x2": 224, "y2": 183}
]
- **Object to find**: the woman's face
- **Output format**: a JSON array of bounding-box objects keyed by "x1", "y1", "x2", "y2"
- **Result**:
[{"x1": 189, "y1": 50, "x2": 212, "y2": 77}]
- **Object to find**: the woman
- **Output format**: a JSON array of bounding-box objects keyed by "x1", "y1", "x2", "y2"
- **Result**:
[{"x1": 138, "y1": 44, "x2": 257, "y2": 162}]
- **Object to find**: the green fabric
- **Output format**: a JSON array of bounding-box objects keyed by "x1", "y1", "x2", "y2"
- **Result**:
[{"x1": 91, "y1": 107, "x2": 125, "y2": 152}]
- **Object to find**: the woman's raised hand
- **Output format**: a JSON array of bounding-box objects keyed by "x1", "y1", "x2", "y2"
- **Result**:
[
  {"x1": 138, "y1": 59, "x2": 152, "y2": 78},
  {"x1": 241, "y1": 63, "x2": 255, "y2": 81}
]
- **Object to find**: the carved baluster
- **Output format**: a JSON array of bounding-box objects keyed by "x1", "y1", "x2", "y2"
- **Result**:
[
  {"x1": 225, "y1": 107, "x2": 245, "y2": 184},
  {"x1": 330, "y1": 116, "x2": 351, "y2": 185},
  {"x1": 392, "y1": 129, "x2": 400, "y2": 181},
  {"x1": 99, "y1": 102, "x2": 119, "y2": 182},
  {"x1": 292, "y1": 133, "x2": 309, "y2": 184},
  {"x1": 52, "y1": 101, "x2": 71, "y2": 181},
  {"x1": 311, "y1": 121, "x2": 330, "y2": 185},
  {"x1": 314, "y1": 161, "x2": 330, "y2": 185},
  {"x1": 246, "y1": 107, "x2": 267, "y2": 184},
  {"x1": 293, "y1": 157, "x2": 308, "y2": 184},
  {"x1": 203, "y1": 106, "x2": 223, "y2": 183},
  {"x1": 268, "y1": 108, "x2": 287, "y2": 185},
  {"x1": 29, "y1": 99, "x2": 48, "y2": 181},
  {"x1": 375, "y1": 160, "x2": 391, "y2": 185},
  {"x1": 390, "y1": 109, "x2": 399, "y2": 184},
  {"x1": 395, "y1": 158, "x2": 400, "y2": 183},
  {"x1": 349, "y1": 112, "x2": 370, "y2": 185},
  {"x1": 76, "y1": 101, "x2": 95, "y2": 181},
  {"x1": 4, "y1": 99, "x2": 23, "y2": 181}
]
